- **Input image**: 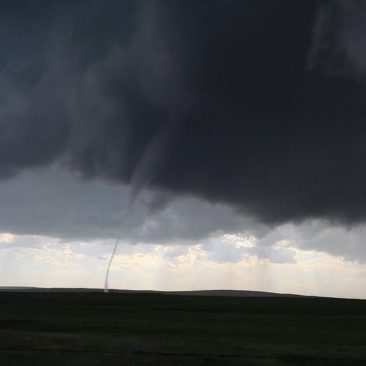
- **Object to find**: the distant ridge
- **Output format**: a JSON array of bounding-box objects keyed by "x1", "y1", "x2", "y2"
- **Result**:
[
  {"x1": 166, "y1": 290, "x2": 303, "y2": 297},
  {"x1": 0, "y1": 287, "x2": 303, "y2": 297}
]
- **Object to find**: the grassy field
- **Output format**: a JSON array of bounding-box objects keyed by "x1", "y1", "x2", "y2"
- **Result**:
[{"x1": 0, "y1": 291, "x2": 366, "y2": 365}]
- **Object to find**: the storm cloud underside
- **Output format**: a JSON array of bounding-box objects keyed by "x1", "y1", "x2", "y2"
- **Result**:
[{"x1": 2, "y1": 0, "x2": 366, "y2": 225}]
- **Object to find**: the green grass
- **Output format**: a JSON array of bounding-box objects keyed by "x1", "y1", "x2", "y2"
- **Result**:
[{"x1": 0, "y1": 292, "x2": 366, "y2": 365}]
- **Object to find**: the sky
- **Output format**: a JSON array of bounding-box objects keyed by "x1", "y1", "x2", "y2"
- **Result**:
[{"x1": 1, "y1": 0, "x2": 366, "y2": 298}]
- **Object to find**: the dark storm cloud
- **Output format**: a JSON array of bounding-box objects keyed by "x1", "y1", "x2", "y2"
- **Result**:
[{"x1": 2, "y1": 0, "x2": 366, "y2": 225}]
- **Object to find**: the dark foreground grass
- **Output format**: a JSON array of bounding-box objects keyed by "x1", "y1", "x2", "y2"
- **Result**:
[{"x1": 0, "y1": 292, "x2": 365, "y2": 365}]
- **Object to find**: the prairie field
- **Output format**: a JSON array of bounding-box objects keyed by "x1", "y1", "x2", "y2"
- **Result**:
[{"x1": 0, "y1": 291, "x2": 365, "y2": 365}]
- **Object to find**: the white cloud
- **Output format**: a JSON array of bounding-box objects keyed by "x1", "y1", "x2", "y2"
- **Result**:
[
  {"x1": 0, "y1": 232, "x2": 365, "y2": 299},
  {"x1": 0, "y1": 233, "x2": 14, "y2": 243}
]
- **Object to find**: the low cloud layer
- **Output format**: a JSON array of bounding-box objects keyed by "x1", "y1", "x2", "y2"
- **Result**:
[
  {"x1": 1, "y1": 1, "x2": 366, "y2": 229},
  {"x1": 1, "y1": 168, "x2": 366, "y2": 263},
  {"x1": 0, "y1": 167, "x2": 263, "y2": 243}
]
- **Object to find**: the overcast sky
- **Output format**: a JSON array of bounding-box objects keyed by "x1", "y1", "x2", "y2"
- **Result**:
[{"x1": 1, "y1": 0, "x2": 366, "y2": 298}]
